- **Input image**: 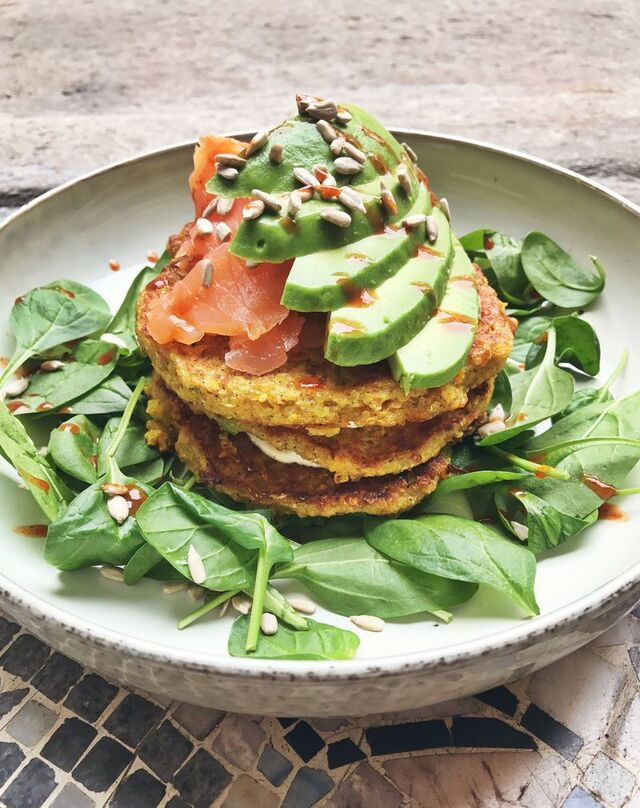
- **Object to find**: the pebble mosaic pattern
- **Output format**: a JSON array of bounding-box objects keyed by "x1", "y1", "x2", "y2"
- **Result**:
[{"x1": 1, "y1": 607, "x2": 639, "y2": 807}]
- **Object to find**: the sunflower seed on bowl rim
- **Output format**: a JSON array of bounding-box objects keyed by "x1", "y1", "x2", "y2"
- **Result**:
[
  {"x1": 216, "y1": 153, "x2": 247, "y2": 168},
  {"x1": 288, "y1": 596, "x2": 317, "y2": 615},
  {"x1": 333, "y1": 156, "x2": 363, "y2": 175},
  {"x1": 201, "y1": 259, "x2": 214, "y2": 289},
  {"x1": 2, "y1": 377, "x2": 29, "y2": 397},
  {"x1": 403, "y1": 213, "x2": 427, "y2": 231},
  {"x1": 107, "y1": 495, "x2": 129, "y2": 525},
  {"x1": 330, "y1": 137, "x2": 346, "y2": 156},
  {"x1": 439, "y1": 196, "x2": 451, "y2": 222},
  {"x1": 401, "y1": 141, "x2": 418, "y2": 163},
  {"x1": 245, "y1": 129, "x2": 269, "y2": 156},
  {"x1": 100, "y1": 565, "x2": 125, "y2": 583},
  {"x1": 321, "y1": 207, "x2": 352, "y2": 227},
  {"x1": 216, "y1": 196, "x2": 234, "y2": 215},
  {"x1": 306, "y1": 98, "x2": 338, "y2": 121},
  {"x1": 343, "y1": 142, "x2": 366, "y2": 164},
  {"x1": 426, "y1": 214, "x2": 439, "y2": 244},
  {"x1": 243, "y1": 199, "x2": 265, "y2": 220},
  {"x1": 293, "y1": 166, "x2": 317, "y2": 187},
  {"x1": 100, "y1": 332, "x2": 128, "y2": 349},
  {"x1": 260, "y1": 612, "x2": 278, "y2": 635},
  {"x1": 252, "y1": 188, "x2": 283, "y2": 212},
  {"x1": 288, "y1": 189, "x2": 303, "y2": 218},
  {"x1": 350, "y1": 614, "x2": 385, "y2": 632},
  {"x1": 232, "y1": 594, "x2": 252, "y2": 614},
  {"x1": 195, "y1": 217, "x2": 214, "y2": 236},
  {"x1": 380, "y1": 181, "x2": 398, "y2": 216},
  {"x1": 163, "y1": 581, "x2": 188, "y2": 595},
  {"x1": 397, "y1": 164, "x2": 412, "y2": 195},
  {"x1": 188, "y1": 584, "x2": 206, "y2": 600},
  {"x1": 40, "y1": 359, "x2": 65, "y2": 372},
  {"x1": 214, "y1": 221, "x2": 232, "y2": 242},
  {"x1": 201, "y1": 197, "x2": 218, "y2": 218},
  {"x1": 336, "y1": 109, "x2": 352, "y2": 125},
  {"x1": 338, "y1": 187, "x2": 366, "y2": 214},
  {"x1": 269, "y1": 143, "x2": 284, "y2": 164},
  {"x1": 216, "y1": 165, "x2": 239, "y2": 181}
]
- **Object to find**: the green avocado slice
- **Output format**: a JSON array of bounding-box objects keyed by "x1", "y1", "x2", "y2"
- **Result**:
[
  {"x1": 282, "y1": 183, "x2": 430, "y2": 311},
  {"x1": 324, "y1": 209, "x2": 453, "y2": 366},
  {"x1": 389, "y1": 243, "x2": 481, "y2": 391}
]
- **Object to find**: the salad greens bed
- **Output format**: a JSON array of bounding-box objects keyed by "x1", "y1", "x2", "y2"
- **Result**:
[{"x1": 1, "y1": 231, "x2": 639, "y2": 662}]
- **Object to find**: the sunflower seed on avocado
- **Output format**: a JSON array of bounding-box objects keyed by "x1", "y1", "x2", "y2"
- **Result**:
[{"x1": 324, "y1": 208, "x2": 454, "y2": 366}]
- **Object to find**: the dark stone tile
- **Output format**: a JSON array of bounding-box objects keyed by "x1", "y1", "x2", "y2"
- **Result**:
[
  {"x1": 327, "y1": 738, "x2": 366, "y2": 769},
  {"x1": 563, "y1": 785, "x2": 605, "y2": 807},
  {"x1": 165, "y1": 798, "x2": 190, "y2": 808},
  {"x1": 138, "y1": 720, "x2": 193, "y2": 781},
  {"x1": 281, "y1": 766, "x2": 333, "y2": 808},
  {"x1": 474, "y1": 685, "x2": 519, "y2": 716},
  {"x1": 285, "y1": 721, "x2": 325, "y2": 762},
  {"x1": 366, "y1": 719, "x2": 450, "y2": 756},
  {"x1": 0, "y1": 758, "x2": 56, "y2": 808},
  {"x1": 521, "y1": 704, "x2": 583, "y2": 760},
  {"x1": 631, "y1": 604, "x2": 640, "y2": 620},
  {"x1": 258, "y1": 743, "x2": 293, "y2": 787},
  {"x1": 0, "y1": 688, "x2": 29, "y2": 721},
  {"x1": 172, "y1": 703, "x2": 223, "y2": 740},
  {"x1": 41, "y1": 717, "x2": 97, "y2": 772},
  {"x1": 0, "y1": 740, "x2": 25, "y2": 784},
  {"x1": 109, "y1": 769, "x2": 166, "y2": 808},
  {"x1": 629, "y1": 646, "x2": 640, "y2": 681},
  {"x1": 51, "y1": 782, "x2": 95, "y2": 807},
  {"x1": 0, "y1": 617, "x2": 19, "y2": 651},
  {"x1": 174, "y1": 750, "x2": 231, "y2": 808},
  {"x1": 451, "y1": 717, "x2": 537, "y2": 750},
  {"x1": 104, "y1": 693, "x2": 163, "y2": 749},
  {"x1": 0, "y1": 634, "x2": 50, "y2": 680},
  {"x1": 32, "y1": 652, "x2": 83, "y2": 703},
  {"x1": 73, "y1": 737, "x2": 133, "y2": 793},
  {"x1": 64, "y1": 674, "x2": 118, "y2": 723},
  {"x1": 278, "y1": 717, "x2": 298, "y2": 728}
]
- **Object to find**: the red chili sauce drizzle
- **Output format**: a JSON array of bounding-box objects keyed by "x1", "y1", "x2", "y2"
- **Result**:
[
  {"x1": 18, "y1": 469, "x2": 50, "y2": 493},
  {"x1": 414, "y1": 244, "x2": 441, "y2": 260},
  {"x1": 58, "y1": 422, "x2": 81, "y2": 434},
  {"x1": 434, "y1": 310, "x2": 476, "y2": 332},
  {"x1": 97, "y1": 349, "x2": 116, "y2": 366},
  {"x1": 7, "y1": 401, "x2": 27, "y2": 413},
  {"x1": 331, "y1": 318, "x2": 365, "y2": 335},
  {"x1": 484, "y1": 234, "x2": 495, "y2": 250},
  {"x1": 124, "y1": 485, "x2": 148, "y2": 516},
  {"x1": 534, "y1": 465, "x2": 554, "y2": 480},
  {"x1": 582, "y1": 474, "x2": 617, "y2": 500},
  {"x1": 298, "y1": 376, "x2": 325, "y2": 389},
  {"x1": 598, "y1": 503, "x2": 628, "y2": 521},
  {"x1": 13, "y1": 524, "x2": 48, "y2": 538},
  {"x1": 345, "y1": 253, "x2": 372, "y2": 264},
  {"x1": 280, "y1": 215, "x2": 298, "y2": 233},
  {"x1": 36, "y1": 402, "x2": 54, "y2": 412},
  {"x1": 146, "y1": 277, "x2": 167, "y2": 292},
  {"x1": 337, "y1": 278, "x2": 378, "y2": 309},
  {"x1": 51, "y1": 286, "x2": 76, "y2": 299}
]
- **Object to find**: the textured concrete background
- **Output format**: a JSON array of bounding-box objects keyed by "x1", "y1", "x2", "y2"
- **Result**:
[{"x1": 1, "y1": 0, "x2": 640, "y2": 212}]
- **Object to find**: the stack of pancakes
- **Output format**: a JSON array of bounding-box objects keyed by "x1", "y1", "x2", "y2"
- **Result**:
[{"x1": 137, "y1": 251, "x2": 515, "y2": 517}]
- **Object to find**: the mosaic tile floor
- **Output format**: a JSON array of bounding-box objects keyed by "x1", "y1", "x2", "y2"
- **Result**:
[{"x1": 1, "y1": 605, "x2": 639, "y2": 807}]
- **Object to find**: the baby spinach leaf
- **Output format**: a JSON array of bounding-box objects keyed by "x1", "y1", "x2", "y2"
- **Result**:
[
  {"x1": 521, "y1": 232, "x2": 605, "y2": 308},
  {"x1": 123, "y1": 543, "x2": 165, "y2": 585},
  {"x1": 229, "y1": 615, "x2": 360, "y2": 661},
  {"x1": 525, "y1": 315, "x2": 600, "y2": 376},
  {"x1": 365, "y1": 514, "x2": 539, "y2": 615},
  {"x1": 461, "y1": 229, "x2": 532, "y2": 305},
  {"x1": 553, "y1": 349, "x2": 627, "y2": 421},
  {"x1": 96, "y1": 419, "x2": 160, "y2": 477},
  {"x1": 429, "y1": 470, "x2": 529, "y2": 499},
  {"x1": 479, "y1": 329, "x2": 575, "y2": 446},
  {"x1": 274, "y1": 537, "x2": 477, "y2": 620},
  {"x1": 1, "y1": 280, "x2": 111, "y2": 386},
  {"x1": 69, "y1": 375, "x2": 132, "y2": 415},
  {"x1": 0, "y1": 402, "x2": 73, "y2": 521},
  {"x1": 490, "y1": 370, "x2": 513, "y2": 414},
  {"x1": 510, "y1": 316, "x2": 551, "y2": 364},
  {"x1": 48, "y1": 415, "x2": 101, "y2": 484}
]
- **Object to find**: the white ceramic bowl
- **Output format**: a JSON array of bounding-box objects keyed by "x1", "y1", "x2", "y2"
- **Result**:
[{"x1": 1, "y1": 132, "x2": 639, "y2": 716}]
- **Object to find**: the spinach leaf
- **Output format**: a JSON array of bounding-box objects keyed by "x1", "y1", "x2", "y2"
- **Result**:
[
  {"x1": 96, "y1": 419, "x2": 160, "y2": 478},
  {"x1": 460, "y1": 229, "x2": 532, "y2": 306},
  {"x1": 510, "y1": 316, "x2": 550, "y2": 363},
  {"x1": 521, "y1": 232, "x2": 605, "y2": 307},
  {"x1": 490, "y1": 369, "x2": 513, "y2": 414},
  {"x1": 525, "y1": 315, "x2": 600, "y2": 376},
  {"x1": 274, "y1": 537, "x2": 477, "y2": 620},
  {"x1": 48, "y1": 415, "x2": 101, "y2": 484},
  {"x1": 553, "y1": 349, "x2": 627, "y2": 421},
  {"x1": 428, "y1": 470, "x2": 529, "y2": 498},
  {"x1": 1, "y1": 280, "x2": 111, "y2": 386},
  {"x1": 69, "y1": 375, "x2": 132, "y2": 415},
  {"x1": 0, "y1": 402, "x2": 73, "y2": 520},
  {"x1": 229, "y1": 615, "x2": 360, "y2": 661},
  {"x1": 479, "y1": 329, "x2": 574, "y2": 446},
  {"x1": 123, "y1": 543, "x2": 165, "y2": 585},
  {"x1": 365, "y1": 514, "x2": 539, "y2": 615}
]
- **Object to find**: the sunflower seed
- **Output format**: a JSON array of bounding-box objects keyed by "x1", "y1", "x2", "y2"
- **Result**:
[
  {"x1": 214, "y1": 221, "x2": 232, "y2": 242},
  {"x1": 288, "y1": 596, "x2": 317, "y2": 615},
  {"x1": 260, "y1": 612, "x2": 278, "y2": 635},
  {"x1": 511, "y1": 521, "x2": 530, "y2": 541},
  {"x1": 330, "y1": 139, "x2": 345, "y2": 158},
  {"x1": 201, "y1": 259, "x2": 214, "y2": 289},
  {"x1": 100, "y1": 565, "x2": 124, "y2": 582},
  {"x1": 107, "y1": 495, "x2": 129, "y2": 524},
  {"x1": 187, "y1": 544, "x2": 206, "y2": 584},
  {"x1": 188, "y1": 584, "x2": 206, "y2": 600},
  {"x1": 269, "y1": 142, "x2": 284, "y2": 164},
  {"x1": 38, "y1": 446, "x2": 49, "y2": 456},
  {"x1": 322, "y1": 174, "x2": 337, "y2": 187},
  {"x1": 216, "y1": 153, "x2": 247, "y2": 168},
  {"x1": 338, "y1": 187, "x2": 366, "y2": 214},
  {"x1": 336, "y1": 109, "x2": 352, "y2": 125},
  {"x1": 252, "y1": 188, "x2": 283, "y2": 212},
  {"x1": 243, "y1": 199, "x2": 265, "y2": 220},
  {"x1": 163, "y1": 581, "x2": 188, "y2": 595},
  {"x1": 288, "y1": 189, "x2": 303, "y2": 218},
  {"x1": 380, "y1": 181, "x2": 398, "y2": 216},
  {"x1": 343, "y1": 142, "x2": 366, "y2": 164},
  {"x1": 216, "y1": 196, "x2": 234, "y2": 215},
  {"x1": 195, "y1": 217, "x2": 214, "y2": 236},
  {"x1": 296, "y1": 93, "x2": 314, "y2": 114},
  {"x1": 232, "y1": 594, "x2": 252, "y2": 614},
  {"x1": 216, "y1": 165, "x2": 239, "y2": 181},
  {"x1": 246, "y1": 129, "x2": 268, "y2": 157},
  {"x1": 40, "y1": 359, "x2": 65, "y2": 372},
  {"x1": 333, "y1": 156, "x2": 363, "y2": 175},
  {"x1": 320, "y1": 207, "x2": 352, "y2": 227},
  {"x1": 306, "y1": 98, "x2": 338, "y2": 121},
  {"x1": 293, "y1": 166, "x2": 317, "y2": 187},
  {"x1": 350, "y1": 614, "x2": 385, "y2": 632},
  {"x1": 101, "y1": 482, "x2": 129, "y2": 496},
  {"x1": 2, "y1": 377, "x2": 29, "y2": 397},
  {"x1": 401, "y1": 142, "x2": 418, "y2": 163},
  {"x1": 219, "y1": 598, "x2": 230, "y2": 617},
  {"x1": 316, "y1": 119, "x2": 337, "y2": 143},
  {"x1": 299, "y1": 187, "x2": 314, "y2": 202},
  {"x1": 488, "y1": 403, "x2": 506, "y2": 422},
  {"x1": 201, "y1": 197, "x2": 218, "y2": 218},
  {"x1": 476, "y1": 419, "x2": 506, "y2": 439},
  {"x1": 397, "y1": 164, "x2": 412, "y2": 194},
  {"x1": 426, "y1": 214, "x2": 439, "y2": 244},
  {"x1": 403, "y1": 213, "x2": 427, "y2": 230},
  {"x1": 439, "y1": 196, "x2": 451, "y2": 222},
  {"x1": 100, "y1": 333, "x2": 128, "y2": 349}
]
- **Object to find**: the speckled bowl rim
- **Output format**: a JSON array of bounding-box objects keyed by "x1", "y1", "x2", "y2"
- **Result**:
[{"x1": 1, "y1": 130, "x2": 640, "y2": 682}]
